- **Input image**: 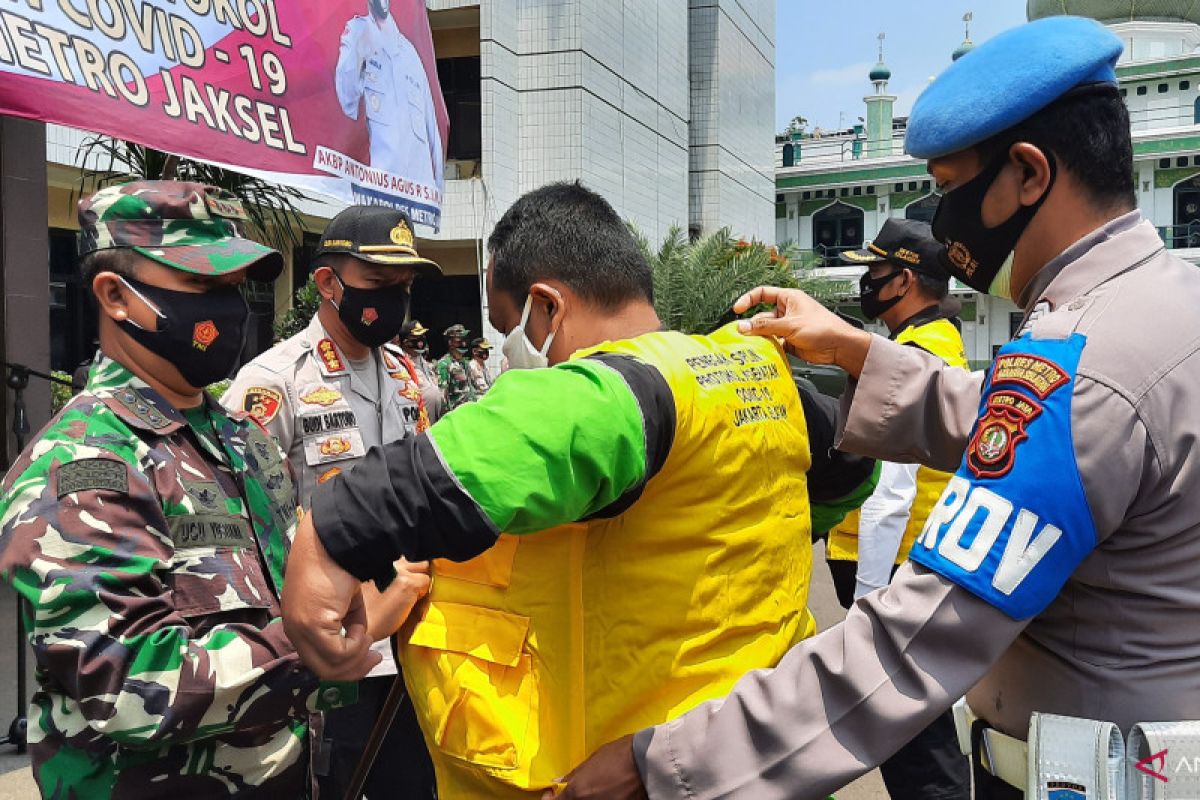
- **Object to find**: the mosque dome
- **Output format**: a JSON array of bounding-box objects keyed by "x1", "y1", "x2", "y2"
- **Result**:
[
  {"x1": 1027, "y1": 0, "x2": 1200, "y2": 26},
  {"x1": 869, "y1": 60, "x2": 892, "y2": 82}
]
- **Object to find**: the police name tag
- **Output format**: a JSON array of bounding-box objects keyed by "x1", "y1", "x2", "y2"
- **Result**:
[{"x1": 169, "y1": 514, "x2": 253, "y2": 549}]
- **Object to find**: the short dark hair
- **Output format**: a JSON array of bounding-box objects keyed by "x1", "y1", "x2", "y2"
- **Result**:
[
  {"x1": 80, "y1": 247, "x2": 137, "y2": 286},
  {"x1": 487, "y1": 181, "x2": 653, "y2": 309},
  {"x1": 975, "y1": 85, "x2": 1135, "y2": 212},
  {"x1": 915, "y1": 271, "x2": 949, "y2": 301}
]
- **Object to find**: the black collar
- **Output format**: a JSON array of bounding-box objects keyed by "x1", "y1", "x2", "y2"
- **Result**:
[{"x1": 889, "y1": 304, "x2": 952, "y2": 340}]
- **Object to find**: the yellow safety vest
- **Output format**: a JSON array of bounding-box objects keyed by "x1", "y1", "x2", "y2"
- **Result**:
[
  {"x1": 827, "y1": 316, "x2": 967, "y2": 564},
  {"x1": 830, "y1": 316, "x2": 969, "y2": 566},
  {"x1": 399, "y1": 325, "x2": 817, "y2": 798}
]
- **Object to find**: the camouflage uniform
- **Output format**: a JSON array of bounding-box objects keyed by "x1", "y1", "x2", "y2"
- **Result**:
[
  {"x1": 0, "y1": 181, "x2": 347, "y2": 798},
  {"x1": 435, "y1": 326, "x2": 478, "y2": 411}
]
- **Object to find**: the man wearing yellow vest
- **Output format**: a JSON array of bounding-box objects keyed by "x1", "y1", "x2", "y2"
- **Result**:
[
  {"x1": 828, "y1": 218, "x2": 970, "y2": 800},
  {"x1": 280, "y1": 181, "x2": 877, "y2": 798}
]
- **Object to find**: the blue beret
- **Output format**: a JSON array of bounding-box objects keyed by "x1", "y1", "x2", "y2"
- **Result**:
[{"x1": 905, "y1": 16, "x2": 1124, "y2": 159}]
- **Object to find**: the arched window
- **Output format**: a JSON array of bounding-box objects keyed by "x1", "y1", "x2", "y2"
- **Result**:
[
  {"x1": 1193, "y1": 96, "x2": 1200, "y2": 124},
  {"x1": 782, "y1": 143, "x2": 795, "y2": 167},
  {"x1": 812, "y1": 202, "x2": 864, "y2": 264},
  {"x1": 904, "y1": 192, "x2": 941, "y2": 223},
  {"x1": 1173, "y1": 175, "x2": 1200, "y2": 248}
]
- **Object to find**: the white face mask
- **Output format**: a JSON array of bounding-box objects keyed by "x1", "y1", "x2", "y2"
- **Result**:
[{"x1": 501, "y1": 295, "x2": 557, "y2": 370}]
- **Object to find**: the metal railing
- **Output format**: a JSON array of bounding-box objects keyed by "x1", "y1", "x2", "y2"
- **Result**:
[{"x1": 1158, "y1": 222, "x2": 1200, "y2": 250}]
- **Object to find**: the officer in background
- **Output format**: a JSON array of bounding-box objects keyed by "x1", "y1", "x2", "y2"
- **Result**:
[
  {"x1": 552, "y1": 16, "x2": 1200, "y2": 800},
  {"x1": 829, "y1": 218, "x2": 969, "y2": 800},
  {"x1": 399, "y1": 319, "x2": 445, "y2": 422},
  {"x1": 335, "y1": 0, "x2": 444, "y2": 190},
  {"x1": 0, "y1": 181, "x2": 359, "y2": 797},
  {"x1": 225, "y1": 206, "x2": 439, "y2": 799},
  {"x1": 467, "y1": 336, "x2": 494, "y2": 395},
  {"x1": 435, "y1": 323, "x2": 477, "y2": 410}
]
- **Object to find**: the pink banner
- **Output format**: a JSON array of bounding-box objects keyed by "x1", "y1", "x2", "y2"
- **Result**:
[{"x1": 0, "y1": 0, "x2": 449, "y2": 228}]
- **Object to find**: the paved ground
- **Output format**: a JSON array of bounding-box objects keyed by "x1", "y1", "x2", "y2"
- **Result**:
[{"x1": 0, "y1": 543, "x2": 890, "y2": 799}]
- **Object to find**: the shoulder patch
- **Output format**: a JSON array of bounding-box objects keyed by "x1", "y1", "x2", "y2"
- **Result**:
[
  {"x1": 991, "y1": 353, "x2": 1069, "y2": 399},
  {"x1": 242, "y1": 387, "x2": 283, "y2": 425},
  {"x1": 57, "y1": 458, "x2": 128, "y2": 497},
  {"x1": 966, "y1": 390, "x2": 1042, "y2": 479}
]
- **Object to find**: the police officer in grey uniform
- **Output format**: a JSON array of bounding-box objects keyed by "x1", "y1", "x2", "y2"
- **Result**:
[
  {"x1": 335, "y1": 0, "x2": 444, "y2": 191},
  {"x1": 225, "y1": 205, "x2": 440, "y2": 799},
  {"x1": 399, "y1": 319, "x2": 445, "y2": 422},
  {"x1": 553, "y1": 16, "x2": 1200, "y2": 800}
]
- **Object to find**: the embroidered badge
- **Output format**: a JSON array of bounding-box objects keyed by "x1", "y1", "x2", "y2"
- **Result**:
[
  {"x1": 361, "y1": 307, "x2": 379, "y2": 326},
  {"x1": 967, "y1": 390, "x2": 1042, "y2": 479},
  {"x1": 242, "y1": 387, "x2": 283, "y2": 425},
  {"x1": 316, "y1": 338, "x2": 346, "y2": 374},
  {"x1": 318, "y1": 467, "x2": 343, "y2": 484},
  {"x1": 991, "y1": 353, "x2": 1069, "y2": 399},
  {"x1": 300, "y1": 386, "x2": 343, "y2": 407},
  {"x1": 57, "y1": 458, "x2": 128, "y2": 497},
  {"x1": 390, "y1": 219, "x2": 414, "y2": 247},
  {"x1": 181, "y1": 479, "x2": 223, "y2": 512},
  {"x1": 192, "y1": 320, "x2": 219, "y2": 351},
  {"x1": 319, "y1": 435, "x2": 353, "y2": 457}
]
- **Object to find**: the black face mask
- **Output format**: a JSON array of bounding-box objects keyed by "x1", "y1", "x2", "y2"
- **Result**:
[
  {"x1": 403, "y1": 338, "x2": 427, "y2": 355},
  {"x1": 333, "y1": 274, "x2": 411, "y2": 348},
  {"x1": 858, "y1": 269, "x2": 905, "y2": 321},
  {"x1": 931, "y1": 150, "x2": 1057, "y2": 294},
  {"x1": 118, "y1": 275, "x2": 249, "y2": 389}
]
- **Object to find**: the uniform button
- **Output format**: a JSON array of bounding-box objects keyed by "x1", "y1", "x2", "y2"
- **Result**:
[{"x1": 321, "y1": 687, "x2": 341, "y2": 704}]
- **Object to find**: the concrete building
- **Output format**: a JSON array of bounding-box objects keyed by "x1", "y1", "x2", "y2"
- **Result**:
[{"x1": 776, "y1": 1, "x2": 1200, "y2": 367}]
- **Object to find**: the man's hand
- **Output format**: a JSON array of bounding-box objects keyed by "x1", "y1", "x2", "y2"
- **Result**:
[
  {"x1": 543, "y1": 735, "x2": 649, "y2": 800},
  {"x1": 362, "y1": 558, "x2": 432, "y2": 641},
  {"x1": 282, "y1": 513, "x2": 381, "y2": 680},
  {"x1": 733, "y1": 285, "x2": 873, "y2": 379}
]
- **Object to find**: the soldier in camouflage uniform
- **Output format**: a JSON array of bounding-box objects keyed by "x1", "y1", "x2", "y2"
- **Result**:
[
  {"x1": 0, "y1": 181, "x2": 376, "y2": 799},
  {"x1": 434, "y1": 323, "x2": 478, "y2": 410}
]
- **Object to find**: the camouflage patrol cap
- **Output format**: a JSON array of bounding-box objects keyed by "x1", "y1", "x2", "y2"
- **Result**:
[
  {"x1": 78, "y1": 180, "x2": 284, "y2": 282},
  {"x1": 444, "y1": 324, "x2": 470, "y2": 339}
]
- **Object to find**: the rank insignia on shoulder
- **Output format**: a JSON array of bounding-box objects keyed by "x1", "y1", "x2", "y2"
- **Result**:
[
  {"x1": 300, "y1": 386, "x2": 343, "y2": 407},
  {"x1": 316, "y1": 339, "x2": 347, "y2": 374},
  {"x1": 967, "y1": 391, "x2": 1042, "y2": 479},
  {"x1": 242, "y1": 387, "x2": 283, "y2": 425},
  {"x1": 57, "y1": 458, "x2": 128, "y2": 498}
]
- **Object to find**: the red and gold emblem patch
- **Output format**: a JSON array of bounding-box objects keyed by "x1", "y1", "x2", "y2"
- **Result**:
[
  {"x1": 192, "y1": 320, "x2": 219, "y2": 351},
  {"x1": 991, "y1": 353, "x2": 1069, "y2": 399},
  {"x1": 361, "y1": 307, "x2": 379, "y2": 326},
  {"x1": 242, "y1": 386, "x2": 283, "y2": 425},
  {"x1": 316, "y1": 338, "x2": 346, "y2": 374},
  {"x1": 319, "y1": 435, "x2": 352, "y2": 457},
  {"x1": 318, "y1": 467, "x2": 343, "y2": 484},
  {"x1": 967, "y1": 391, "x2": 1042, "y2": 479}
]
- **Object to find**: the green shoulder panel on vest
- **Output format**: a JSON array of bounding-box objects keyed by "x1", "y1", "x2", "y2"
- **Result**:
[{"x1": 427, "y1": 358, "x2": 650, "y2": 534}]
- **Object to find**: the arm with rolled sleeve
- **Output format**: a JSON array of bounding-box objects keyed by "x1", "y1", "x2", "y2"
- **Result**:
[
  {"x1": 632, "y1": 368, "x2": 1150, "y2": 799},
  {"x1": 853, "y1": 461, "x2": 918, "y2": 599}
]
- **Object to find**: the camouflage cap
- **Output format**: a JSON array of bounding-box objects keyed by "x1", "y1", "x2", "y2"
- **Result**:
[
  {"x1": 444, "y1": 324, "x2": 470, "y2": 339},
  {"x1": 78, "y1": 180, "x2": 284, "y2": 282}
]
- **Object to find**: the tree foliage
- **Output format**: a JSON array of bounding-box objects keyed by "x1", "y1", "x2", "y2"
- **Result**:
[
  {"x1": 73, "y1": 136, "x2": 308, "y2": 254},
  {"x1": 633, "y1": 225, "x2": 847, "y2": 336},
  {"x1": 274, "y1": 275, "x2": 323, "y2": 341}
]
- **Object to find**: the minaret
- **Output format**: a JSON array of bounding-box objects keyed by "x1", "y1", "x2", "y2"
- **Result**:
[
  {"x1": 953, "y1": 12, "x2": 976, "y2": 61},
  {"x1": 864, "y1": 32, "x2": 895, "y2": 158}
]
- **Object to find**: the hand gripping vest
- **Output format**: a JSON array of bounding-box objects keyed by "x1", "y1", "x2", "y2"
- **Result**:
[
  {"x1": 398, "y1": 325, "x2": 817, "y2": 798},
  {"x1": 828, "y1": 317, "x2": 968, "y2": 564}
]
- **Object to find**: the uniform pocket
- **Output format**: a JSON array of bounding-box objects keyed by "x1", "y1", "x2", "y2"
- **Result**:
[
  {"x1": 403, "y1": 602, "x2": 536, "y2": 770},
  {"x1": 167, "y1": 542, "x2": 274, "y2": 619},
  {"x1": 434, "y1": 534, "x2": 519, "y2": 588}
]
